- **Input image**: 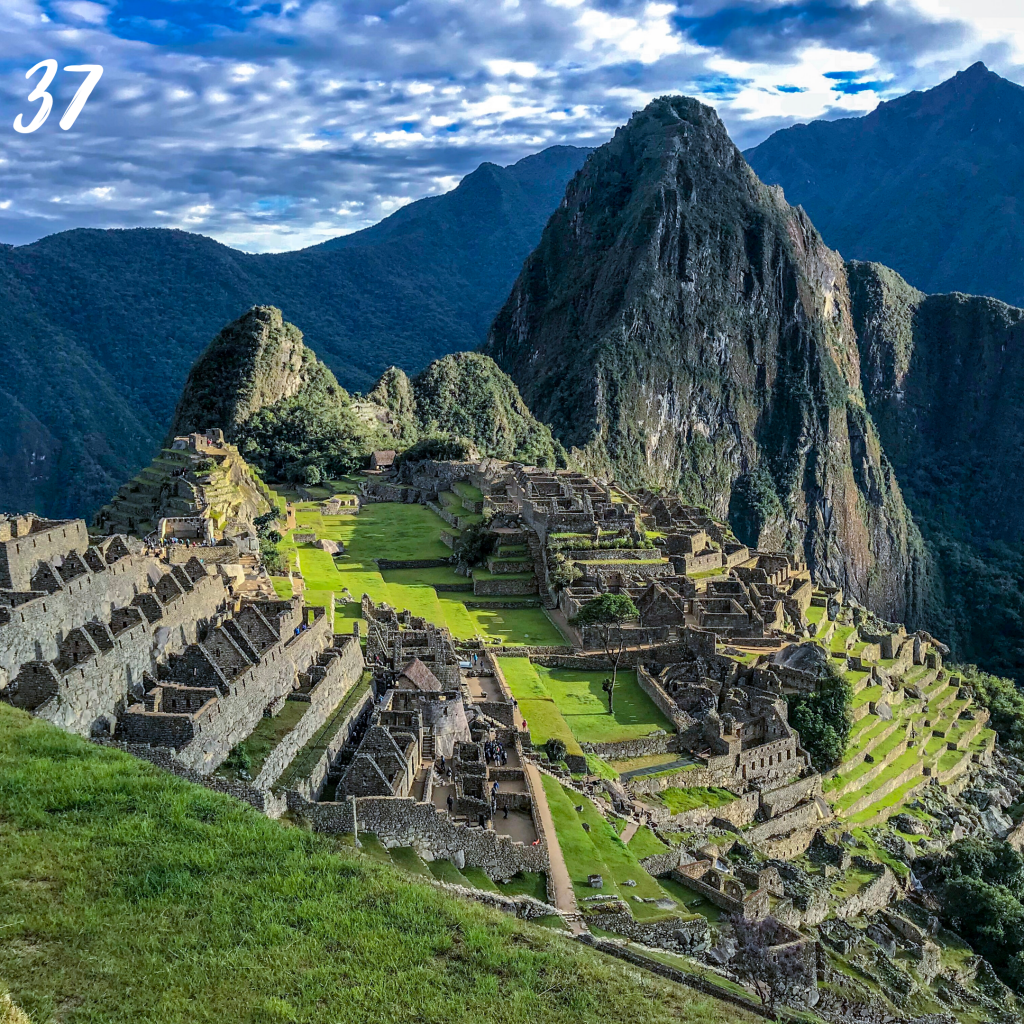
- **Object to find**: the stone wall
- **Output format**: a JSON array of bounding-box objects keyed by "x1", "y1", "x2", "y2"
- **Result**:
[
  {"x1": 282, "y1": 687, "x2": 374, "y2": 803},
  {"x1": 0, "y1": 518, "x2": 89, "y2": 590},
  {"x1": 743, "y1": 799, "x2": 823, "y2": 845},
  {"x1": 122, "y1": 610, "x2": 335, "y2": 774},
  {"x1": 473, "y1": 576, "x2": 538, "y2": 596},
  {"x1": 432, "y1": 880, "x2": 559, "y2": 920},
  {"x1": 759, "y1": 774, "x2": 823, "y2": 818},
  {"x1": 582, "y1": 732, "x2": 675, "y2": 760},
  {"x1": 1, "y1": 550, "x2": 162, "y2": 688},
  {"x1": 577, "y1": 937, "x2": 784, "y2": 1021},
  {"x1": 584, "y1": 908, "x2": 710, "y2": 953},
  {"x1": 251, "y1": 638, "x2": 365, "y2": 789},
  {"x1": 635, "y1": 664, "x2": 689, "y2": 732},
  {"x1": 833, "y1": 866, "x2": 899, "y2": 921},
  {"x1": 563, "y1": 548, "x2": 655, "y2": 561},
  {"x1": 376, "y1": 558, "x2": 451, "y2": 571},
  {"x1": 307, "y1": 796, "x2": 548, "y2": 879},
  {"x1": 4, "y1": 568, "x2": 227, "y2": 735}
]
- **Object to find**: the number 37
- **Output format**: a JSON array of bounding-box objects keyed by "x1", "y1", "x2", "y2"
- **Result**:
[{"x1": 14, "y1": 60, "x2": 103, "y2": 134}]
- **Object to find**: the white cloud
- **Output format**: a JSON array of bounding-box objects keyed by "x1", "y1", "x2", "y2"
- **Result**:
[{"x1": 0, "y1": 0, "x2": 1017, "y2": 251}]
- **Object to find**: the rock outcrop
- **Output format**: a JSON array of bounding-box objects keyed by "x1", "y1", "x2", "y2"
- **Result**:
[{"x1": 485, "y1": 95, "x2": 928, "y2": 621}]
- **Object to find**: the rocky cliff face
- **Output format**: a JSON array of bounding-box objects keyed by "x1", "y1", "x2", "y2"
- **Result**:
[
  {"x1": 485, "y1": 95, "x2": 928, "y2": 621},
  {"x1": 849, "y1": 262, "x2": 1024, "y2": 678}
]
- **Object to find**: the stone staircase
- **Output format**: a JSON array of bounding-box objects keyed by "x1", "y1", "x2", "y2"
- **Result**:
[{"x1": 421, "y1": 733, "x2": 436, "y2": 764}]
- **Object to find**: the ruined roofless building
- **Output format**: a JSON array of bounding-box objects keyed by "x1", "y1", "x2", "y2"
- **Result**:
[{"x1": 1, "y1": 513, "x2": 229, "y2": 736}]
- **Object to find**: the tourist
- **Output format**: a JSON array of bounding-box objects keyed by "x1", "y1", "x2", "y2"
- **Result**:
[
  {"x1": 446, "y1": 793, "x2": 454, "y2": 814},
  {"x1": 502, "y1": 805, "x2": 508, "y2": 819}
]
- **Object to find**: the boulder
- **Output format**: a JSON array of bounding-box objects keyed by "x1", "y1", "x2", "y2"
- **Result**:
[
  {"x1": 316, "y1": 539, "x2": 343, "y2": 555},
  {"x1": 982, "y1": 806, "x2": 1013, "y2": 838}
]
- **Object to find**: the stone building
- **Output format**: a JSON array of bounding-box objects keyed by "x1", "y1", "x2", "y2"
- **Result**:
[
  {"x1": 1, "y1": 514, "x2": 229, "y2": 735},
  {"x1": 119, "y1": 597, "x2": 343, "y2": 773}
]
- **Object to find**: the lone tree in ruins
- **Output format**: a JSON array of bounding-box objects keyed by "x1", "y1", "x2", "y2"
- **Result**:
[{"x1": 570, "y1": 593, "x2": 639, "y2": 713}]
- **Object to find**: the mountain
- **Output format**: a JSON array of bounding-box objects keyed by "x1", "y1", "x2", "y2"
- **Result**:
[
  {"x1": 849, "y1": 262, "x2": 1024, "y2": 679},
  {"x1": 165, "y1": 306, "x2": 560, "y2": 487},
  {"x1": 745, "y1": 63, "x2": 1024, "y2": 306},
  {"x1": 484, "y1": 95, "x2": 929, "y2": 624},
  {"x1": 0, "y1": 145, "x2": 591, "y2": 519}
]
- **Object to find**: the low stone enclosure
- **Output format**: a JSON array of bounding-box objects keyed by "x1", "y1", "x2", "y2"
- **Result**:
[{"x1": 297, "y1": 794, "x2": 549, "y2": 881}]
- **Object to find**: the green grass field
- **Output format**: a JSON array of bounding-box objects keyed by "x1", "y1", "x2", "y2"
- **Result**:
[
  {"x1": 540, "y1": 776, "x2": 686, "y2": 921},
  {"x1": 280, "y1": 501, "x2": 565, "y2": 645},
  {"x1": 0, "y1": 705, "x2": 750, "y2": 1024},
  {"x1": 653, "y1": 787, "x2": 737, "y2": 815},
  {"x1": 498, "y1": 660, "x2": 674, "y2": 750}
]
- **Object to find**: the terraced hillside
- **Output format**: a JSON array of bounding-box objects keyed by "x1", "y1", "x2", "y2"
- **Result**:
[
  {"x1": 805, "y1": 590, "x2": 997, "y2": 826},
  {"x1": 95, "y1": 439, "x2": 275, "y2": 540}
]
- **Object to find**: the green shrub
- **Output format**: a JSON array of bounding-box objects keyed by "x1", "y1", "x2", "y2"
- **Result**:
[
  {"x1": 785, "y1": 662, "x2": 852, "y2": 770},
  {"x1": 545, "y1": 737, "x2": 567, "y2": 763}
]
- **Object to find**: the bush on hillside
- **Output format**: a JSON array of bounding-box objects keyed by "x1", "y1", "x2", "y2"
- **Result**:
[
  {"x1": 454, "y1": 524, "x2": 496, "y2": 566},
  {"x1": 955, "y1": 664, "x2": 1024, "y2": 756},
  {"x1": 394, "y1": 435, "x2": 476, "y2": 467},
  {"x1": 935, "y1": 837, "x2": 1024, "y2": 991},
  {"x1": 785, "y1": 661, "x2": 852, "y2": 770}
]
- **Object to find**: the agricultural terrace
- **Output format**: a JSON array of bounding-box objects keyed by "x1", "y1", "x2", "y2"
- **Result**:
[
  {"x1": 499, "y1": 659, "x2": 674, "y2": 754},
  {"x1": 270, "y1": 495, "x2": 566, "y2": 646}
]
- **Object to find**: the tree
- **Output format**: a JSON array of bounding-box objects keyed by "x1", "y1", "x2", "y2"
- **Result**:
[
  {"x1": 454, "y1": 523, "x2": 496, "y2": 566},
  {"x1": 545, "y1": 737, "x2": 567, "y2": 764},
  {"x1": 785, "y1": 660, "x2": 853, "y2": 770},
  {"x1": 570, "y1": 593, "x2": 639, "y2": 713}
]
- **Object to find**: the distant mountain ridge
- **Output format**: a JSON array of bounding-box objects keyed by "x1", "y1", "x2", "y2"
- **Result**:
[
  {"x1": 745, "y1": 63, "x2": 1024, "y2": 306},
  {"x1": 0, "y1": 144, "x2": 591, "y2": 518}
]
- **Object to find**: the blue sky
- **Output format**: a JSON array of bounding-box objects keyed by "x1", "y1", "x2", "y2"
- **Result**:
[{"x1": 0, "y1": 0, "x2": 1020, "y2": 251}]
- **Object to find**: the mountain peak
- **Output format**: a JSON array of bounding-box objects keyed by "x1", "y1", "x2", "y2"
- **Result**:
[
  {"x1": 745, "y1": 64, "x2": 1024, "y2": 305},
  {"x1": 485, "y1": 92, "x2": 919, "y2": 619},
  {"x1": 166, "y1": 305, "x2": 328, "y2": 441}
]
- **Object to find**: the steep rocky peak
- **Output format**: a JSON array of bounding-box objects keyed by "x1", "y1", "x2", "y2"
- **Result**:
[
  {"x1": 166, "y1": 305, "x2": 333, "y2": 441},
  {"x1": 486, "y1": 93, "x2": 925, "y2": 622}
]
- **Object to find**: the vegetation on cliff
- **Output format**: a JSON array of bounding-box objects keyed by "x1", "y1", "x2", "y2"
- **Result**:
[
  {"x1": 167, "y1": 308, "x2": 560, "y2": 486},
  {"x1": 785, "y1": 663, "x2": 853, "y2": 770},
  {"x1": 850, "y1": 261, "x2": 1024, "y2": 681}
]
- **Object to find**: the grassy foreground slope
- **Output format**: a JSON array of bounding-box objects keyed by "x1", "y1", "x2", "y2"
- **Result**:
[{"x1": 0, "y1": 706, "x2": 751, "y2": 1024}]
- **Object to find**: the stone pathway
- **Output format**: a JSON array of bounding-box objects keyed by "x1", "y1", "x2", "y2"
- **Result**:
[
  {"x1": 523, "y1": 762, "x2": 586, "y2": 934},
  {"x1": 619, "y1": 820, "x2": 639, "y2": 844}
]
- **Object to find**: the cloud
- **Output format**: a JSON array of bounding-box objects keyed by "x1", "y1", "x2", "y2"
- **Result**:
[{"x1": 0, "y1": 0, "x2": 1018, "y2": 250}]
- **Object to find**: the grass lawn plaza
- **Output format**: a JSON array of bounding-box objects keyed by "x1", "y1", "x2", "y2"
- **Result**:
[
  {"x1": 540, "y1": 776, "x2": 698, "y2": 923},
  {"x1": 497, "y1": 659, "x2": 675, "y2": 754},
  {"x1": 0, "y1": 704, "x2": 758, "y2": 1024},
  {"x1": 269, "y1": 497, "x2": 566, "y2": 646}
]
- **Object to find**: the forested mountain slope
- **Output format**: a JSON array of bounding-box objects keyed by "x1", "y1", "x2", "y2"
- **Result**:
[
  {"x1": 0, "y1": 145, "x2": 590, "y2": 518},
  {"x1": 745, "y1": 63, "x2": 1024, "y2": 307}
]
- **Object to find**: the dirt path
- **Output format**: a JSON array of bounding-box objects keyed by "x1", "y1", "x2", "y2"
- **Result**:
[
  {"x1": 524, "y1": 762, "x2": 586, "y2": 934},
  {"x1": 619, "y1": 820, "x2": 639, "y2": 844}
]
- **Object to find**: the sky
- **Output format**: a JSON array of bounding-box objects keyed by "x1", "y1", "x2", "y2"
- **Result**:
[{"x1": 0, "y1": 0, "x2": 1022, "y2": 252}]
